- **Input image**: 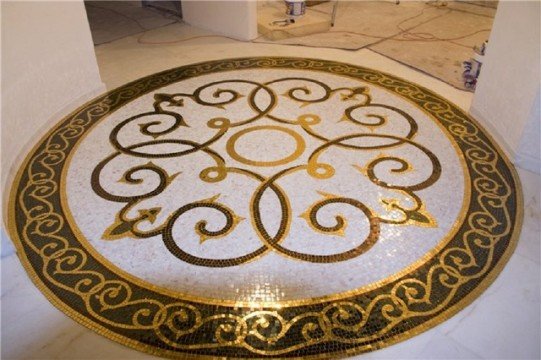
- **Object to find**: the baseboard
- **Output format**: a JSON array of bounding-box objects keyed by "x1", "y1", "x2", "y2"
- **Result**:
[
  {"x1": 469, "y1": 107, "x2": 541, "y2": 174},
  {"x1": 2, "y1": 82, "x2": 107, "y2": 230}
]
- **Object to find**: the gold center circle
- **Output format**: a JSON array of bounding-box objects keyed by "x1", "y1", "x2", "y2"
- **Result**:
[{"x1": 226, "y1": 125, "x2": 306, "y2": 167}]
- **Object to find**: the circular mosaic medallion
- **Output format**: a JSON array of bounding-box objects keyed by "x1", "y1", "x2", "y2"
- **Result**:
[{"x1": 7, "y1": 58, "x2": 522, "y2": 358}]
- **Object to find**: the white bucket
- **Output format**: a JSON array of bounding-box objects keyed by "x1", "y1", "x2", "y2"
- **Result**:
[{"x1": 285, "y1": 0, "x2": 306, "y2": 18}]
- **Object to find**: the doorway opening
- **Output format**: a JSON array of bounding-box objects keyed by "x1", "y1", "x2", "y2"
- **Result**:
[{"x1": 84, "y1": 0, "x2": 182, "y2": 45}]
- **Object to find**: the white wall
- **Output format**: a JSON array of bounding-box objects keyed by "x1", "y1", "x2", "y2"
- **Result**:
[
  {"x1": 182, "y1": 0, "x2": 258, "y2": 41},
  {"x1": 1, "y1": 1, "x2": 105, "y2": 255},
  {"x1": 470, "y1": 1, "x2": 540, "y2": 173},
  {"x1": 1, "y1": 1, "x2": 105, "y2": 196}
]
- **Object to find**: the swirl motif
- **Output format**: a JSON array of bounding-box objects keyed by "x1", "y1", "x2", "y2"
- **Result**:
[
  {"x1": 7, "y1": 58, "x2": 521, "y2": 358},
  {"x1": 92, "y1": 75, "x2": 441, "y2": 267}
]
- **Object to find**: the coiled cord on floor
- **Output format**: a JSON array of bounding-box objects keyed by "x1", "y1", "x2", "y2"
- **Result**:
[
  {"x1": 88, "y1": 2, "x2": 491, "y2": 49},
  {"x1": 277, "y1": 5, "x2": 491, "y2": 49}
]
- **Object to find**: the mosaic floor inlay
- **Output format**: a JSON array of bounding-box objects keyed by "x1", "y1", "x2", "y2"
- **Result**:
[{"x1": 7, "y1": 57, "x2": 522, "y2": 358}]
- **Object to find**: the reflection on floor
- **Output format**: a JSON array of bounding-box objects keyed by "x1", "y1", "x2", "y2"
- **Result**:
[
  {"x1": 255, "y1": 1, "x2": 497, "y2": 90},
  {"x1": 2, "y1": 18, "x2": 539, "y2": 360}
]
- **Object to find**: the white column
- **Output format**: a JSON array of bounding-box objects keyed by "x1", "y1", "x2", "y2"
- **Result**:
[
  {"x1": 469, "y1": 1, "x2": 540, "y2": 173},
  {"x1": 1, "y1": 1, "x2": 105, "y2": 193}
]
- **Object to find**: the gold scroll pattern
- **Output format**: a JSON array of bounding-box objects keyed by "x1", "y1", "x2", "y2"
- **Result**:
[
  {"x1": 12, "y1": 58, "x2": 518, "y2": 357},
  {"x1": 92, "y1": 75, "x2": 440, "y2": 267}
]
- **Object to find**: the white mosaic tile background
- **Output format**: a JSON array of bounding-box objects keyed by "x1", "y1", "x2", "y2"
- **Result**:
[{"x1": 66, "y1": 68, "x2": 465, "y2": 302}]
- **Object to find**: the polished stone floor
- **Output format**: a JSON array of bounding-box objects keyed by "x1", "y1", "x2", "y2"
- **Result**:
[{"x1": 1, "y1": 22, "x2": 539, "y2": 360}]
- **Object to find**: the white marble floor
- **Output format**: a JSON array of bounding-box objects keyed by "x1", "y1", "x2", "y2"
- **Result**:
[{"x1": 1, "y1": 22, "x2": 539, "y2": 360}]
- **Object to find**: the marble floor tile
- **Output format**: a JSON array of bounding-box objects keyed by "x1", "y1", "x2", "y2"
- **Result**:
[{"x1": 85, "y1": 1, "x2": 179, "y2": 45}]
